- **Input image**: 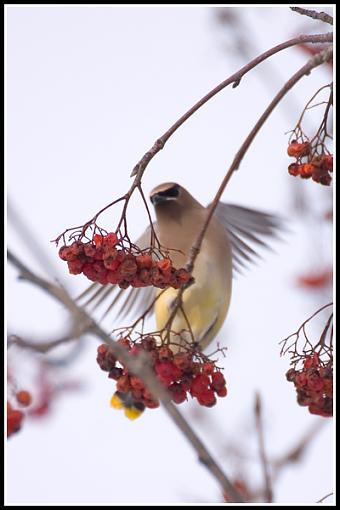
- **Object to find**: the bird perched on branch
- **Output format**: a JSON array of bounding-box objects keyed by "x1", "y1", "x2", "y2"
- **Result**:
[
  {"x1": 81, "y1": 182, "x2": 281, "y2": 418},
  {"x1": 84, "y1": 182, "x2": 280, "y2": 345}
]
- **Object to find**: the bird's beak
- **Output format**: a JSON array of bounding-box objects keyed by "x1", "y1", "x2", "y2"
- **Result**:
[{"x1": 150, "y1": 193, "x2": 171, "y2": 206}]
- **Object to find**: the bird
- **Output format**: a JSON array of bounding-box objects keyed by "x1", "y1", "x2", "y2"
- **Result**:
[
  {"x1": 80, "y1": 182, "x2": 281, "y2": 418},
  {"x1": 149, "y1": 182, "x2": 233, "y2": 352}
]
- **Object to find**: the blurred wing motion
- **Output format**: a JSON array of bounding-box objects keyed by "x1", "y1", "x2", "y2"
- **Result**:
[
  {"x1": 77, "y1": 203, "x2": 283, "y2": 322},
  {"x1": 213, "y1": 202, "x2": 283, "y2": 275}
]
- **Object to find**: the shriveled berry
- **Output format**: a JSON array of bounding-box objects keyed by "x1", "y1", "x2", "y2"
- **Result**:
[
  {"x1": 197, "y1": 388, "x2": 216, "y2": 407},
  {"x1": 158, "y1": 346, "x2": 174, "y2": 360},
  {"x1": 173, "y1": 352, "x2": 192, "y2": 371},
  {"x1": 287, "y1": 141, "x2": 311, "y2": 158},
  {"x1": 190, "y1": 374, "x2": 210, "y2": 397},
  {"x1": 108, "y1": 367, "x2": 123, "y2": 380},
  {"x1": 155, "y1": 360, "x2": 182, "y2": 385},
  {"x1": 169, "y1": 382, "x2": 187, "y2": 404},
  {"x1": 116, "y1": 375, "x2": 131, "y2": 393},
  {"x1": 210, "y1": 372, "x2": 226, "y2": 391}
]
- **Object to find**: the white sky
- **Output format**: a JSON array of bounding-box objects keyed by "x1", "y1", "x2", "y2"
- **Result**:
[{"x1": 6, "y1": 4, "x2": 334, "y2": 505}]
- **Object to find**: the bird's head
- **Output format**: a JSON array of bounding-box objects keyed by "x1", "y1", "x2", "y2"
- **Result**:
[
  {"x1": 149, "y1": 183, "x2": 201, "y2": 218},
  {"x1": 149, "y1": 182, "x2": 181, "y2": 207}
]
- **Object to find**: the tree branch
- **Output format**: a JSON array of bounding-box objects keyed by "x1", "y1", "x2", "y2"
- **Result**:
[
  {"x1": 185, "y1": 46, "x2": 333, "y2": 277},
  {"x1": 130, "y1": 32, "x2": 332, "y2": 179},
  {"x1": 290, "y1": 7, "x2": 333, "y2": 26},
  {"x1": 8, "y1": 248, "x2": 244, "y2": 503},
  {"x1": 255, "y1": 393, "x2": 273, "y2": 503},
  {"x1": 316, "y1": 492, "x2": 333, "y2": 503}
]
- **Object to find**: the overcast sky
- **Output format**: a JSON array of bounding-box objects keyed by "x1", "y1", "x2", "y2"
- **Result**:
[{"x1": 6, "y1": 5, "x2": 334, "y2": 505}]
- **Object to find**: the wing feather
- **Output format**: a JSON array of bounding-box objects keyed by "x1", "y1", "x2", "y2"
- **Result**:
[{"x1": 213, "y1": 202, "x2": 284, "y2": 275}]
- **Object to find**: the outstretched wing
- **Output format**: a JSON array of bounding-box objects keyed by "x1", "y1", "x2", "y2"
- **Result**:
[
  {"x1": 213, "y1": 202, "x2": 284, "y2": 275},
  {"x1": 76, "y1": 225, "x2": 157, "y2": 323},
  {"x1": 77, "y1": 203, "x2": 283, "y2": 321}
]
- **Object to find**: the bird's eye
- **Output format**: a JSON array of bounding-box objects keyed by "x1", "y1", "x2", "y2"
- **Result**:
[{"x1": 158, "y1": 186, "x2": 179, "y2": 198}]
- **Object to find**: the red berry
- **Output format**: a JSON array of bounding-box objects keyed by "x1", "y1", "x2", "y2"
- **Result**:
[
  {"x1": 117, "y1": 337, "x2": 131, "y2": 350},
  {"x1": 299, "y1": 163, "x2": 315, "y2": 178},
  {"x1": 175, "y1": 268, "x2": 191, "y2": 287},
  {"x1": 168, "y1": 382, "x2": 187, "y2": 404},
  {"x1": 288, "y1": 163, "x2": 301, "y2": 176},
  {"x1": 286, "y1": 368, "x2": 297, "y2": 382},
  {"x1": 155, "y1": 360, "x2": 182, "y2": 385},
  {"x1": 116, "y1": 375, "x2": 131, "y2": 393},
  {"x1": 67, "y1": 258, "x2": 84, "y2": 275},
  {"x1": 216, "y1": 386, "x2": 227, "y2": 397},
  {"x1": 295, "y1": 372, "x2": 308, "y2": 388},
  {"x1": 196, "y1": 388, "x2": 216, "y2": 407},
  {"x1": 307, "y1": 376, "x2": 324, "y2": 392},
  {"x1": 136, "y1": 254, "x2": 153, "y2": 270},
  {"x1": 144, "y1": 399, "x2": 160, "y2": 409},
  {"x1": 158, "y1": 346, "x2": 174, "y2": 360},
  {"x1": 93, "y1": 234, "x2": 104, "y2": 247},
  {"x1": 58, "y1": 246, "x2": 72, "y2": 261},
  {"x1": 130, "y1": 376, "x2": 144, "y2": 390},
  {"x1": 103, "y1": 233, "x2": 118, "y2": 247},
  {"x1": 140, "y1": 336, "x2": 156, "y2": 351},
  {"x1": 304, "y1": 353, "x2": 319, "y2": 369},
  {"x1": 190, "y1": 374, "x2": 210, "y2": 397},
  {"x1": 210, "y1": 372, "x2": 226, "y2": 391},
  {"x1": 202, "y1": 362, "x2": 215, "y2": 375},
  {"x1": 84, "y1": 243, "x2": 96, "y2": 257},
  {"x1": 16, "y1": 390, "x2": 32, "y2": 407},
  {"x1": 7, "y1": 409, "x2": 24, "y2": 436},
  {"x1": 322, "y1": 155, "x2": 333, "y2": 172},
  {"x1": 173, "y1": 353, "x2": 192, "y2": 371},
  {"x1": 287, "y1": 141, "x2": 311, "y2": 158},
  {"x1": 157, "y1": 259, "x2": 172, "y2": 273},
  {"x1": 118, "y1": 258, "x2": 138, "y2": 278},
  {"x1": 97, "y1": 344, "x2": 108, "y2": 356}
]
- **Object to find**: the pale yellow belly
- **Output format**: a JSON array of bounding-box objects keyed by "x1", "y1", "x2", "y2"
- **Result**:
[{"x1": 155, "y1": 265, "x2": 231, "y2": 352}]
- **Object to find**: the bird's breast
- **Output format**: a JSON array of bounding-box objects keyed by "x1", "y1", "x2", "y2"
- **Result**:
[{"x1": 155, "y1": 245, "x2": 232, "y2": 349}]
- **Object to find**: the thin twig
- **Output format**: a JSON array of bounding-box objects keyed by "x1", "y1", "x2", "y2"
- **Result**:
[
  {"x1": 7, "y1": 334, "x2": 79, "y2": 354},
  {"x1": 271, "y1": 421, "x2": 326, "y2": 476},
  {"x1": 317, "y1": 492, "x2": 333, "y2": 503},
  {"x1": 8, "y1": 249, "x2": 244, "y2": 503},
  {"x1": 255, "y1": 393, "x2": 273, "y2": 503},
  {"x1": 290, "y1": 7, "x2": 333, "y2": 26}
]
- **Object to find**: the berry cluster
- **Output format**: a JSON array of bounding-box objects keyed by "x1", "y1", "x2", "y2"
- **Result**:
[
  {"x1": 287, "y1": 141, "x2": 333, "y2": 185},
  {"x1": 58, "y1": 233, "x2": 190, "y2": 289},
  {"x1": 96, "y1": 337, "x2": 227, "y2": 419},
  {"x1": 286, "y1": 353, "x2": 333, "y2": 417},
  {"x1": 7, "y1": 390, "x2": 32, "y2": 438}
]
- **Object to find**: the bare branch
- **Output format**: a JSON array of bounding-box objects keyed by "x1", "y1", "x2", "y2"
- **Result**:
[
  {"x1": 7, "y1": 248, "x2": 244, "y2": 503},
  {"x1": 130, "y1": 32, "x2": 332, "y2": 178},
  {"x1": 184, "y1": 46, "x2": 333, "y2": 280},
  {"x1": 290, "y1": 7, "x2": 333, "y2": 26},
  {"x1": 152, "y1": 46, "x2": 333, "y2": 342},
  {"x1": 7, "y1": 334, "x2": 79, "y2": 354},
  {"x1": 271, "y1": 421, "x2": 326, "y2": 476},
  {"x1": 255, "y1": 393, "x2": 273, "y2": 503},
  {"x1": 317, "y1": 492, "x2": 333, "y2": 503}
]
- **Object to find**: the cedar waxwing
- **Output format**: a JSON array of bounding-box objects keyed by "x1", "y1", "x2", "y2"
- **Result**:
[
  {"x1": 149, "y1": 182, "x2": 233, "y2": 351},
  {"x1": 80, "y1": 182, "x2": 281, "y2": 349},
  {"x1": 79, "y1": 182, "x2": 281, "y2": 417}
]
